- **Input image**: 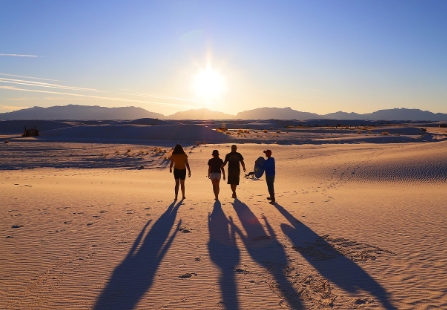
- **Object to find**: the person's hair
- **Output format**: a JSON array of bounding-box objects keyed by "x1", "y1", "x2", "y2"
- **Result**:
[
  {"x1": 231, "y1": 145, "x2": 237, "y2": 151},
  {"x1": 172, "y1": 144, "x2": 185, "y2": 155}
]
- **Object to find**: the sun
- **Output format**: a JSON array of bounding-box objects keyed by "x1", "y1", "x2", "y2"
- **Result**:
[{"x1": 193, "y1": 67, "x2": 226, "y2": 101}]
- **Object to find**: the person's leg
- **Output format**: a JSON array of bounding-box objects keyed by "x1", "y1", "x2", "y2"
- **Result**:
[
  {"x1": 231, "y1": 184, "x2": 237, "y2": 198},
  {"x1": 266, "y1": 176, "x2": 275, "y2": 202},
  {"x1": 180, "y1": 179, "x2": 186, "y2": 199},
  {"x1": 174, "y1": 179, "x2": 180, "y2": 200},
  {"x1": 212, "y1": 179, "x2": 220, "y2": 200}
]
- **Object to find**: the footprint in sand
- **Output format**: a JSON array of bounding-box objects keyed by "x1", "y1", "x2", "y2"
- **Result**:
[{"x1": 179, "y1": 272, "x2": 197, "y2": 278}]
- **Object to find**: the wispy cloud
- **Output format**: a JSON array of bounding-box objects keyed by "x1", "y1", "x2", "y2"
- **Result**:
[
  {"x1": 0, "y1": 74, "x2": 209, "y2": 110},
  {"x1": 0, "y1": 85, "x2": 196, "y2": 109},
  {"x1": 0, "y1": 72, "x2": 58, "y2": 82},
  {"x1": 0, "y1": 53, "x2": 39, "y2": 58},
  {"x1": 0, "y1": 77, "x2": 102, "y2": 93}
]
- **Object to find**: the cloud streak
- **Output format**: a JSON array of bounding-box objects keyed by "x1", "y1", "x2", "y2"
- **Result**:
[
  {"x1": 0, "y1": 85, "x2": 196, "y2": 109},
  {"x1": 0, "y1": 53, "x2": 38, "y2": 58},
  {"x1": 0, "y1": 74, "x2": 213, "y2": 110},
  {"x1": 0, "y1": 72, "x2": 58, "y2": 82},
  {"x1": 0, "y1": 77, "x2": 102, "y2": 93}
]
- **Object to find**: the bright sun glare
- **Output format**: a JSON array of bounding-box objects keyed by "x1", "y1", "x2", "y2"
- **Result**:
[{"x1": 193, "y1": 67, "x2": 226, "y2": 101}]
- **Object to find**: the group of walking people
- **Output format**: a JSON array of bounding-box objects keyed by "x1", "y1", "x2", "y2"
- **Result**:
[{"x1": 169, "y1": 144, "x2": 275, "y2": 203}]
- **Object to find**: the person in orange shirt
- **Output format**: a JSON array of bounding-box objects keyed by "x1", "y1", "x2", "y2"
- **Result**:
[{"x1": 169, "y1": 144, "x2": 191, "y2": 200}]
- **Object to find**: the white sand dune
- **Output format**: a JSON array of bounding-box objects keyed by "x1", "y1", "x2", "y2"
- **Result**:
[
  {"x1": 40, "y1": 124, "x2": 232, "y2": 143},
  {"x1": 1, "y1": 139, "x2": 447, "y2": 309}
]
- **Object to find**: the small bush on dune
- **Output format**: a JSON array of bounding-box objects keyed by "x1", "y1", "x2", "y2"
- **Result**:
[
  {"x1": 381, "y1": 132, "x2": 389, "y2": 135},
  {"x1": 263, "y1": 130, "x2": 268, "y2": 133}
]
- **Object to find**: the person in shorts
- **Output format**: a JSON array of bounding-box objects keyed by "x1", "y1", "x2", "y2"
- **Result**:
[
  {"x1": 208, "y1": 150, "x2": 226, "y2": 200},
  {"x1": 222, "y1": 145, "x2": 246, "y2": 199},
  {"x1": 169, "y1": 144, "x2": 191, "y2": 200}
]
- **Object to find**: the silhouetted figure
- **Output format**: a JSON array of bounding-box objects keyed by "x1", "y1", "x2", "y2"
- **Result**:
[
  {"x1": 208, "y1": 201, "x2": 240, "y2": 309},
  {"x1": 94, "y1": 202, "x2": 182, "y2": 310},
  {"x1": 263, "y1": 149, "x2": 275, "y2": 204},
  {"x1": 169, "y1": 144, "x2": 191, "y2": 200},
  {"x1": 208, "y1": 150, "x2": 226, "y2": 200},
  {"x1": 223, "y1": 145, "x2": 246, "y2": 199}
]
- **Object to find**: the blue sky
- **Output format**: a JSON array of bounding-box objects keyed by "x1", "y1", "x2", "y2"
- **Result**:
[{"x1": 1, "y1": 0, "x2": 446, "y2": 115}]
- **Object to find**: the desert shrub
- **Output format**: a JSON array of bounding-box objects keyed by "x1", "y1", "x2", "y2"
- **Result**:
[
  {"x1": 4, "y1": 140, "x2": 9, "y2": 143},
  {"x1": 381, "y1": 132, "x2": 389, "y2": 135},
  {"x1": 263, "y1": 130, "x2": 268, "y2": 133},
  {"x1": 276, "y1": 130, "x2": 281, "y2": 133},
  {"x1": 357, "y1": 131, "x2": 362, "y2": 134},
  {"x1": 226, "y1": 131, "x2": 231, "y2": 135}
]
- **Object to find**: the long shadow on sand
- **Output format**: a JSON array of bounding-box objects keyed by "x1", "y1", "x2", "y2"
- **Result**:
[
  {"x1": 274, "y1": 203, "x2": 397, "y2": 310},
  {"x1": 232, "y1": 199, "x2": 304, "y2": 309},
  {"x1": 94, "y1": 201, "x2": 182, "y2": 310},
  {"x1": 208, "y1": 201, "x2": 241, "y2": 309}
]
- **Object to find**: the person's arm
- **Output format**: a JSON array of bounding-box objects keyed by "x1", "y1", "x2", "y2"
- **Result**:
[
  {"x1": 220, "y1": 164, "x2": 226, "y2": 180},
  {"x1": 222, "y1": 154, "x2": 228, "y2": 167},
  {"x1": 208, "y1": 165, "x2": 211, "y2": 178},
  {"x1": 185, "y1": 159, "x2": 191, "y2": 177},
  {"x1": 169, "y1": 157, "x2": 174, "y2": 172},
  {"x1": 240, "y1": 154, "x2": 246, "y2": 172}
]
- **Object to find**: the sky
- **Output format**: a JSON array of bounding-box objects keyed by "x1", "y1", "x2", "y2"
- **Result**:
[{"x1": 1, "y1": 0, "x2": 446, "y2": 116}]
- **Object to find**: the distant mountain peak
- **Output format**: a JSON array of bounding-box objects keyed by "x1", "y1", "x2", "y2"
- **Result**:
[
  {"x1": 1, "y1": 105, "x2": 445, "y2": 121},
  {"x1": 0, "y1": 105, "x2": 163, "y2": 120}
]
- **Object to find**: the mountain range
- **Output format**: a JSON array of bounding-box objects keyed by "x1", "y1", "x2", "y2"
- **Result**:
[{"x1": 1, "y1": 105, "x2": 446, "y2": 121}]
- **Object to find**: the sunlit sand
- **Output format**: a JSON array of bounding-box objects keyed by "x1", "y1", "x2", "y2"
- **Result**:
[{"x1": 1, "y1": 121, "x2": 447, "y2": 309}]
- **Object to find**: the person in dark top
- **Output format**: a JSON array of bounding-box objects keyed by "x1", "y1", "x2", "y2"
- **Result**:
[
  {"x1": 208, "y1": 150, "x2": 226, "y2": 201},
  {"x1": 222, "y1": 145, "x2": 246, "y2": 199},
  {"x1": 263, "y1": 149, "x2": 276, "y2": 204}
]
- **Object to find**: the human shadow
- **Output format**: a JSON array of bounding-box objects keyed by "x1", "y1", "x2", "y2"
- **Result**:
[
  {"x1": 208, "y1": 201, "x2": 240, "y2": 309},
  {"x1": 94, "y1": 201, "x2": 182, "y2": 310},
  {"x1": 273, "y1": 203, "x2": 397, "y2": 310},
  {"x1": 232, "y1": 199, "x2": 304, "y2": 309}
]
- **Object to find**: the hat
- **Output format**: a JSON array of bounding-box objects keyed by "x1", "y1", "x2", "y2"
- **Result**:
[
  {"x1": 264, "y1": 149, "x2": 272, "y2": 156},
  {"x1": 212, "y1": 150, "x2": 219, "y2": 156}
]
